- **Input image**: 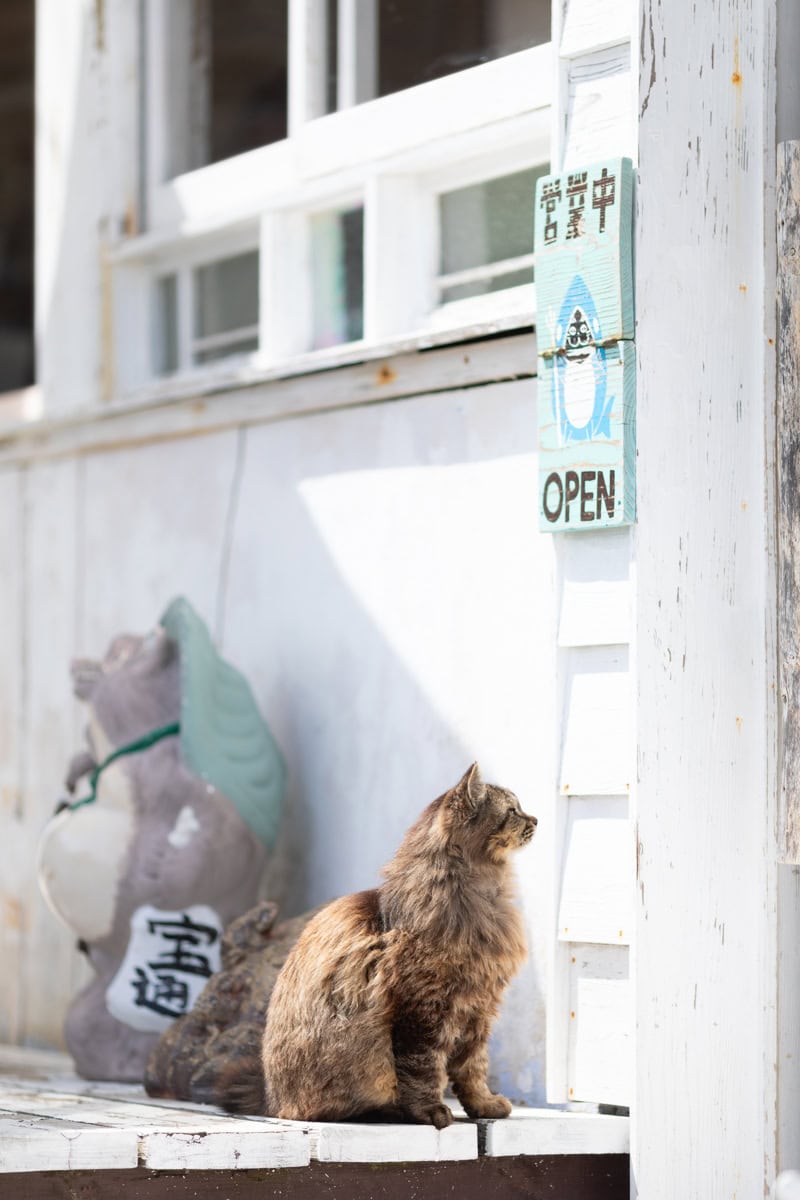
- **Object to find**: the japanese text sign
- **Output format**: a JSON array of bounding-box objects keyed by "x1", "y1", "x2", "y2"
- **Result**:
[{"x1": 535, "y1": 157, "x2": 636, "y2": 531}]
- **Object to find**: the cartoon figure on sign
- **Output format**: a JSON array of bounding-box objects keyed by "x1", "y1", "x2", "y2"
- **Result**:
[{"x1": 552, "y1": 274, "x2": 614, "y2": 444}]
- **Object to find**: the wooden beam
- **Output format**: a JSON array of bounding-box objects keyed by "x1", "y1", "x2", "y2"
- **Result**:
[{"x1": 0, "y1": 1158, "x2": 630, "y2": 1200}]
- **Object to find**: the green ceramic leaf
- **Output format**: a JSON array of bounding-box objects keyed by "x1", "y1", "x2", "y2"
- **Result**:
[{"x1": 161, "y1": 597, "x2": 286, "y2": 850}]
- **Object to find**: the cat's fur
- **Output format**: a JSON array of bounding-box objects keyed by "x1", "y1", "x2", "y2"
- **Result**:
[{"x1": 229, "y1": 763, "x2": 536, "y2": 1126}]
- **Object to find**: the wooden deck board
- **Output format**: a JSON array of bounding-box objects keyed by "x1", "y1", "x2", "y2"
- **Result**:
[{"x1": 0, "y1": 1043, "x2": 629, "y2": 1177}]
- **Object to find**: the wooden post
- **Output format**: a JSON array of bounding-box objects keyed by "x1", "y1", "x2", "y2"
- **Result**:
[{"x1": 778, "y1": 141, "x2": 800, "y2": 862}]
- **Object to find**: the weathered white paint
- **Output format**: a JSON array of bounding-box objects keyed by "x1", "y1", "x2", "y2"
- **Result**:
[
  {"x1": 634, "y1": 0, "x2": 783, "y2": 1195},
  {"x1": 557, "y1": 797, "x2": 631, "y2": 944},
  {"x1": 0, "y1": 333, "x2": 536, "y2": 468},
  {"x1": 19, "y1": 460, "x2": 88, "y2": 1045},
  {"x1": 0, "y1": 1047, "x2": 627, "y2": 1170},
  {"x1": 0, "y1": 365, "x2": 556, "y2": 1103},
  {"x1": 560, "y1": 0, "x2": 631, "y2": 59},
  {"x1": 220, "y1": 379, "x2": 556, "y2": 1103},
  {"x1": 0, "y1": 1115, "x2": 138, "y2": 1173},
  {"x1": 310, "y1": 1117, "x2": 476, "y2": 1163},
  {"x1": 145, "y1": 45, "x2": 551, "y2": 234},
  {"x1": 559, "y1": 646, "x2": 633, "y2": 796},
  {"x1": 483, "y1": 1106, "x2": 629, "y2": 1157},
  {"x1": 557, "y1": 528, "x2": 632, "y2": 647},
  {"x1": 567, "y1": 944, "x2": 630, "y2": 1106},
  {"x1": 563, "y1": 44, "x2": 635, "y2": 170},
  {"x1": 36, "y1": 0, "x2": 137, "y2": 415}
]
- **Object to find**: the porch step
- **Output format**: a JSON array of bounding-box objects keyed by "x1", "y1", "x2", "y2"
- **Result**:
[{"x1": 0, "y1": 1043, "x2": 628, "y2": 1184}]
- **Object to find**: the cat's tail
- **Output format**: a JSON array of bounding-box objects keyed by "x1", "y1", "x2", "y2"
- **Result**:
[{"x1": 218, "y1": 1058, "x2": 269, "y2": 1116}]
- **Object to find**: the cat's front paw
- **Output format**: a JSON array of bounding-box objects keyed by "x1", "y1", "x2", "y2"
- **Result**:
[
  {"x1": 409, "y1": 1102, "x2": 454, "y2": 1129},
  {"x1": 466, "y1": 1093, "x2": 513, "y2": 1120}
]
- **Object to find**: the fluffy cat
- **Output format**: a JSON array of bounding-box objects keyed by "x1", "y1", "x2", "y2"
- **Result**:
[{"x1": 230, "y1": 763, "x2": 536, "y2": 1126}]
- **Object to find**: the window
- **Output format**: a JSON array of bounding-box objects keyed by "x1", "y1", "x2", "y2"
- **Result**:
[
  {"x1": 153, "y1": 248, "x2": 260, "y2": 377},
  {"x1": 122, "y1": 1, "x2": 552, "y2": 391}
]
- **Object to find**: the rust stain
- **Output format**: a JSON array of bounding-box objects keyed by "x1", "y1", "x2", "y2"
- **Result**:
[
  {"x1": 731, "y1": 70, "x2": 742, "y2": 85},
  {"x1": 2, "y1": 895, "x2": 24, "y2": 931},
  {"x1": 769, "y1": 338, "x2": 775, "y2": 346},
  {"x1": 376, "y1": 364, "x2": 397, "y2": 386},
  {"x1": 94, "y1": 0, "x2": 105, "y2": 51},
  {"x1": 735, "y1": 716, "x2": 743, "y2": 731},
  {"x1": 739, "y1": 284, "x2": 747, "y2": 293},
  {"x1": 122, "y1": 199, "x2": 138, "y2": 239},
  {"x1": 741, "y1": 501, "x2": 747, "y2": 510}
]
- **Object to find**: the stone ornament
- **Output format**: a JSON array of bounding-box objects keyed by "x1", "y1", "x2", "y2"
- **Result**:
[{"x1": 37, "y1": 597, "x2": 286, "y2": 1081}]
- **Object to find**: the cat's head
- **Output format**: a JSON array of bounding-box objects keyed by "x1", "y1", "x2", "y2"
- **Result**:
[{"x1": 443, "y1": 763, "x2": 537, "y2": 862}]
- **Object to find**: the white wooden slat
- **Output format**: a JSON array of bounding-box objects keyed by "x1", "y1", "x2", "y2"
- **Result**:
[
  {"x1": 0, "y1": 1090, "x2": 311, "y2": 1171},
  {"x1": 0, "y1": 1087, "x2": 267, "y2": 1130},
  {"x1": 337, "y1": 0, "x2": 377, "y2": 111},
  {"x1": 311, "y1": 1115, "x2": 476, "y2": 1163},
  {"x1": 140, "y1": 1125, "x2": 310, "y2": 1170},
  {"x1": 0, "y1": 469, "x2": 25, "y2": 1044},
  {"x1": 560, "y1": 0, "x2": 632, "y2": 59},
  {"x1": 21, "y1": 459, "x2": 82, "y2": 1047},
  {"x1": 0, "y1": 1114, "x2": 138, "y2": 1173},
  {"x1": 482, "y1": 1107, "x2": 629, "y2": 1157},
  {"x1": 557, "y1": 526, "x2": 632, "y2": 647},
  {"x1": 563, "y1": 44, "x2": 635, "y2": 170},
  {"x1": 568, "y1": 944, "x2": 631, "y2": 1107},
  {"x1": 557, "y1": 797, "x2": 632, "y2": 945},
  {"x1": 288, "y1": 0, "x2": 329, "y2": 135},
  {"x1": 0, "y1": 333, "x2": 537, "y2": 469},
  {"x1": 559, "y1": 647, "x2": 633, "y2": 796},
  {"x1": 558, "y1": 578, "x2": 631, "y2": 647}
]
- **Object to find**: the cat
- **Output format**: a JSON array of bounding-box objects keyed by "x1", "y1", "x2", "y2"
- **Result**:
[{"x1": 227, "y1": 763, "x2": 536, "y2": 1126}]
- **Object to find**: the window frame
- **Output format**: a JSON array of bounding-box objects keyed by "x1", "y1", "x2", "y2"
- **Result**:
[{"x1": 119, "y1": 4, "x2": 552, "y2": 396}]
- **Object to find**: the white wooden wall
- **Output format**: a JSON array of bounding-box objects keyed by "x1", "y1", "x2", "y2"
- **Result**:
[
  {"x1": 0, "y1": 341, "x2": 558, "y2": 1105},
  {"x1": 634, "y1": 0, "x2": 794, "y2": 1194}
]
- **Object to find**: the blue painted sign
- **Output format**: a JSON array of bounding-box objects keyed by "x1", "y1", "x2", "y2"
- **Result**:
[{"x1": 535, "y1": 158, "x2": 635, "y2": 531}]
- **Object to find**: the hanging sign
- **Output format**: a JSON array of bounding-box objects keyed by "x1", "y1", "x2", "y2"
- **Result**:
[{"x1": 535, "y1": 158, "x2": 636, "y2": 531}]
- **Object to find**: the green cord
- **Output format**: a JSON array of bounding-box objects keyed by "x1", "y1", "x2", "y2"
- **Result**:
[{"x1": 69, "y1": 721, "x2": 181, "y2": 811}]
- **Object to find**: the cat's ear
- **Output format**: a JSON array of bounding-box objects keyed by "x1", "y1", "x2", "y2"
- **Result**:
[{"x1": 453, "y1": 762, "x2": 486, "y2": 811}]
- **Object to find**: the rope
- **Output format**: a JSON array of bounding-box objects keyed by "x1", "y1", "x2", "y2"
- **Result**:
[{"x1": 68, "y1": 721, "x2": 181, "y2": 811}]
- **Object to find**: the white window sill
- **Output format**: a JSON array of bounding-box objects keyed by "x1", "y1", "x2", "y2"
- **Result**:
[{"x1": 0, "y1": 1044, "x2": 628, "y2": 1172}]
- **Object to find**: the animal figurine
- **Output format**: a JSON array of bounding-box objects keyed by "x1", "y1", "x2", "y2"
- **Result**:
[
  {"x1": 37, "y1": 597, "x2": 286, "y2": 1082},
  {"x1": 227, "y1": 763, "x2": 536, "y2": 1125}
]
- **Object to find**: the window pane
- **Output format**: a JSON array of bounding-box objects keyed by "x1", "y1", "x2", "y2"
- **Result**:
[
  {"x1": 311, "y1": 207, "x2": 364, "y2": 349},
  {"x1": 439, "y1": 167, "x2": 545, "y2": 279},
  {"x1": 440, "y1": 268, "x2": 534, "y2": 306},
  {"x1": 378, "y1": 0, "x2": 550, "y2": 97},
  {"x1": 209, "y1": 0, "x2": 288, "y2": 162},
  {"x1": 161, "y1": 0, "x2": 287, "y2": 178},
  {"x1": 195, "y1": 335, "x2": 259, "y2": 365},
  {"x1": 154, "y1": 275, "x2": 179, "y2": 376},
  {"x1": 194, "y1": 251, "x2": 259, "y2": 341}
]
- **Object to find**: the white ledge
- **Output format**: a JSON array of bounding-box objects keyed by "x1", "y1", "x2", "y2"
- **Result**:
[{"x1": 0, "y1": 1045, "x2": 628, "y2": 1173}]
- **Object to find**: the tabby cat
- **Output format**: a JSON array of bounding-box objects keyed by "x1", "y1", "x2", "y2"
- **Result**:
[{"x1": 234, "y1": 763, "x2": 536, "y2": 1126}]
